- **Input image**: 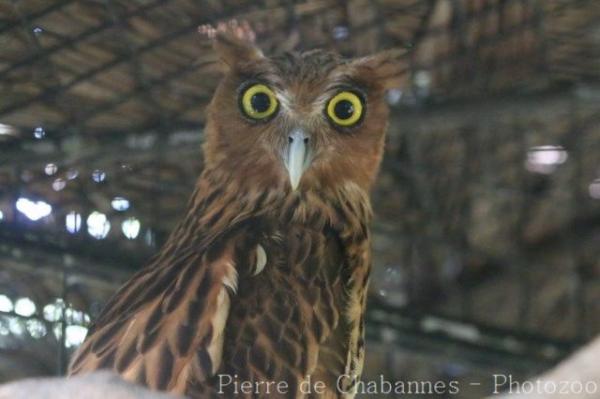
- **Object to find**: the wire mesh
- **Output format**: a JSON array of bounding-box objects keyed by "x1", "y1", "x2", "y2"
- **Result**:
[{"x1": 0, "y1": 0, "x2": 599, "y2": 397}]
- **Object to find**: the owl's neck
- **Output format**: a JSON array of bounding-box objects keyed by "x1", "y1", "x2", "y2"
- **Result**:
[{"x1": 163, "y1": 166, "x2": 372, "y2": 254}]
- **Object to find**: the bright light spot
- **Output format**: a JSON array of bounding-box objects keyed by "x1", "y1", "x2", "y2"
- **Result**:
[
  {"x1": 589, "y1": 179, "x2": 600, "y2": 199},
  {"x1": 26, "y1": 319, "x2": 47, "y2": 338},
  {"x1": 16, "y1": 197, "x2": 52, "y2": 221},
  {"x1": 111, "y1": 196, "x2": 130, "y2": 211},
  {"x1": 386, "y1": 89, "x2": 403, "y2": 105},
  {"x1": 332, "y1": 25, "x2": 349, "y2": 40},
  {"x1": 65, "y1": 308, "x2": 90, "y2": 325},
  {"x1": 0, "y1": 210, "x2": 3, "y2": 221},
  {"x1": 43, "y1": 299, "x2": 64, "y2": 322},
  {"x1": 53, "y1": 324, "x2": 62, "y2": 340},
  {"x1": 66, "y1": 169, "x2": 79, "y2": 180},
  {"x1": 43, "y1": 304, "x2": 59, "y2": 322},
  {"x1": 414, "y1": 70, "x2": 432, "y2": 89},
  {"x1": 14, "y1": 297, "x2": 36, "y2": 317},
  {"x1": 87, "y1": 211, "x2": 110, "y2": 239},
  {"x1": 43, "y1": 300, "x2": 91, "y2": 325},
  {"x1": 8, "y1": 317, "x2": 24, "y2": 335},
  {"x1": 65, "y1": 325, "x2": 88, "y2": 348},
  {"x1": 33, "y1": 126, "x2": 45, "y2": 139},
  {"x1": 65, "y1": 212, "x2": 82, "y2": 233},
  {"x1": 122, "y1": 217, "x2": 141, "y2": 239},
  {"x1": 52, "y1": 178, "x2": 66, "y2": 191},
  {"x1": 526, "y1": 145, "x2": 568, "y2": 174},
  {"x1": 0, "y1": 123, "x2": 16, "y2": 136},
  {"x1": 0, "y1": 295, "x2": 13, "y2": 312},
  {"x1": 529, "y1": 146, "x2": 568, "y2": 164},
  {"x1": 32, "y1": 27, "x2": 43, "y2": 35},
  {"x1": 92, "y1": 169, "x2": 106, "y2": 183},
  {"x1": 44, "y1": 163, "x2": 58, "y2": 175}
]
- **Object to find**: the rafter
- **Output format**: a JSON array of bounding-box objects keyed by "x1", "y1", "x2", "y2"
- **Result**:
[
  {"x1": 0, "y1": 1, "x2": 262, "y2": 120},
  {"x1": 0, "y1": 0, "x2": 169, "y2": 78},
  {"x1": 0, "y1": 0, "x2": 75, "y2": 35}
]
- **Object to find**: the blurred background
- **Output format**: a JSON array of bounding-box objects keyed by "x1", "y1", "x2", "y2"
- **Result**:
[{"x1": 0, "y1": 0, "x2": 599, "y2": 397}]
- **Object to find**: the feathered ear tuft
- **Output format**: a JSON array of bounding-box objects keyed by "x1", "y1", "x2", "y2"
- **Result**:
[
  {"x1": 213, "y1": 32, "x2": 264, "y2": 68},
  {"x1": 199, "y1": 20, "x2": 264, "y2": 69},
  {"x1": 351, "y1": 48, "x2": 410, "y2": 90}
]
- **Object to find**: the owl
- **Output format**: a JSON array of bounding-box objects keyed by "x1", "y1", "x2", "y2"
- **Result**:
[{"x1": 69, "y1": 31, "x2": 406, "y2": 398}]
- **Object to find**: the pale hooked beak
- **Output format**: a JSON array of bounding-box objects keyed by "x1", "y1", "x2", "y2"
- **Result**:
[{"x1": 284, "y1": 129, "x2": 311, "y2": 190}]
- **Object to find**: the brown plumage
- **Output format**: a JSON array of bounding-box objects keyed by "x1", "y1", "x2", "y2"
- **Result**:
[{"x1": 69, "y1": 30, "x2": 406, "y2": 398}]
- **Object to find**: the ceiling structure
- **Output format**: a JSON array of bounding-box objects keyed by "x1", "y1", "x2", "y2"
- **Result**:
[{"x1": 1, "y1": 0, "x2": 596, "y2": 142}]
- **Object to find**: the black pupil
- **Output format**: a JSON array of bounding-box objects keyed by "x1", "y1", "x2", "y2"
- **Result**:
[
  {"x1": 334, "y1": 100, "x2": 354, "y2": 120},
  {"x1": 251, "y1": 92, "x2": 271, "y2": 113}
]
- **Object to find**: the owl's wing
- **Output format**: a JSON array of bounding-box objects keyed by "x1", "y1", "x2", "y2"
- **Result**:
[
  {"x1": 209, "y1": 221, "x2": 370, "y2": 397},
  {"x1": 68, "y1": 226, "x2": 256, "y2": 394}
]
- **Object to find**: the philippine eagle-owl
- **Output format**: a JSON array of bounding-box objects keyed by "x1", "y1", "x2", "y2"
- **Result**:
[{"x1": 69, "y1": 29, "x2": 406, "y2": 399}]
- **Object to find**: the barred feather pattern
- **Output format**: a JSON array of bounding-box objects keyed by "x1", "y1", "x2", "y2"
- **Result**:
[{"x1": 69, "y1": 166, "x2": 373, "y2": 399}]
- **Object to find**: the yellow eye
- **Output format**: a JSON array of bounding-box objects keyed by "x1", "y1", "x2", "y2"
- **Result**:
[
  {"x1": 240, "y1": 84, "x2": 279, "y2": 120},
  {"x1": 326, "y1": 91, "x2": 364, "y2": 127}
]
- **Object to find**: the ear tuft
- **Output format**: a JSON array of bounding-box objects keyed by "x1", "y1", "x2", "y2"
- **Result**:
[
  {"x1": 352, "y1": 48, "x2": 410, "y2": 90},
  {"x1": 199, "y1": 20, "x2": 264, "y2": 69},
  {"x1": 214, "y1": 32, "x2": 264, "y2": 68}
]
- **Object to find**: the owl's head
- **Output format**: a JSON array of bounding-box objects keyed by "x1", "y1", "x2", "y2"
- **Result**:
[{"x1": 203, "y1": 33, "x2": 406, "y2": 195}]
